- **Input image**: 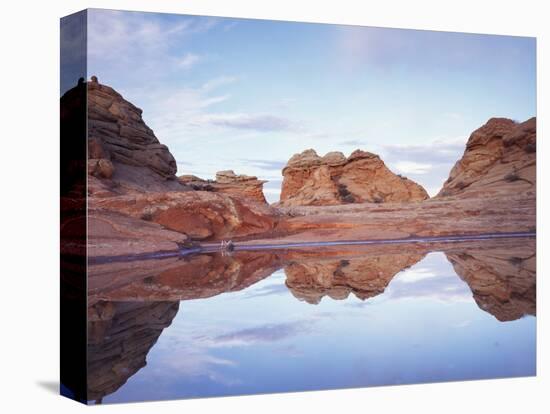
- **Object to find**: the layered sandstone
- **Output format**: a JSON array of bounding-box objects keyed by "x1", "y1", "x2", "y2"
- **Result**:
[
  {"x1": 89, "y1": 191, "x2": 277, "y2": 242},
  {"x1": 279, "y1": 149, "x2": 428, "y2": 207},
  {"x1": 87, "y1": 76, "x2": 186, "y2": 193},
  {"x1": 179, "y1": 170, "x2": 267, "y2": 203},
  {"x1": 437, "y1": 117, "x2": 536, "y2": 198}
]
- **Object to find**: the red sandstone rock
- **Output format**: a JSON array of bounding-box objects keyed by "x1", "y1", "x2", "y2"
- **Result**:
[
  {"x1": 90, "y1": 190, "x2": 278, "y2": 241},
  {"x1": 179, "y1": 170, "x2": 267, "y2": 204},
  {"x1": 437, "y1": 117, "x2": 536, "y2": 198},
  {"x1": 279, "y1": 149, "x2": 429, "y2": 206},
  {"x1": 87, "y1": 76, "x2": 186, "y2": 193}
]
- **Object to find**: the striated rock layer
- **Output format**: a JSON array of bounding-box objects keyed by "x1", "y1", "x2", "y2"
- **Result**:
[
  {"x1": 87, "y1": 76, "x2": 186, "y2": 194},
  {"x1": 89, "y1": 190, "x2": 278, "y2": 243},
  {"x1": 179, "y1": 170, "x2": 267, "y2": 204},
  {"x1": 437, "y1": 117, "x2": 536, "y2": 198},
  {"x1": 279, "y1": 149, "x2": 429, "y2": 207}
]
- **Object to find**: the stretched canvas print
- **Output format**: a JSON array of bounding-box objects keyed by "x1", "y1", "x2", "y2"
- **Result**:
[{"x1": 60, "y1": 8, "x2": 537, "y2": 405}]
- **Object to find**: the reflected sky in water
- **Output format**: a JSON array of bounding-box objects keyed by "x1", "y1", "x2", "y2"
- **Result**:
[{"x1": 102, "y1": 252, "x2": 535, "y2": 403}]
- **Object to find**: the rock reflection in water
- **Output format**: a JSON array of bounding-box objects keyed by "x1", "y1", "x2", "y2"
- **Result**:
[
  {"x1": 284, "y1": 254, "x2": 425, "y2": 304},
  {"x1": 86, "y1": 238, "x2": 535, "y2": 402},
  {"x1": 446, "y1": 242, "x2": 536, "y2": 321},
  {"x1": 87, "y1": 301, "x2": 179, "y2": 403}
]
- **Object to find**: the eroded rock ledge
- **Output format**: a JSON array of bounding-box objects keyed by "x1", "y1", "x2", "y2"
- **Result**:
[
  {"x1": 437, "y1": 117, "x2": 536, "y2": 198},
  {"x1": 279, "y1": 149, "x2": 429, "y2": 207},
  {"x1": 179, "y1": 170, "x2": 267, "y2": 204}
]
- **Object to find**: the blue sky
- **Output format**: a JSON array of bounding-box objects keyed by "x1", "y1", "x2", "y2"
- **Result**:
[{"x1": 87, "y1": 9, "x2": 536, "y2": 200}]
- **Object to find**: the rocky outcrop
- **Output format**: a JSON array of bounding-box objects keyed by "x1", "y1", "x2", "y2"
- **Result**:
[
  {"x1": 61, "y1": 77, "x2": 281, "y2": 254},
  {"x1": 279, "y1": 149, "x2": 428, "y2": 206},
  {"x1": 446, "y1": 240, "x2": 536, "y2": 321},
  {"x1": 179, "y1": 170, "x2": 267, "y2": 204},
  {"x1": 87, "y1": 76, "x2": 186, "y2": 193},
  {"x1": 86, "y1": 209, "x2": 190, "y2": 257},
  {"x1": 89, "y1": 191, "x2": 278, "y2": 241},
  {"x1": 87, "y1": 301, "x2": 179, "y2": 403},
  {"x1": 437, "y1": 117, "x2": 536, "y2": 198},
  {"x1": 284, "y1": 253, "x2": 425, "y2": 304},
  {"x1": 272, "y1": 193, "x2": 535, "y2": 244}
]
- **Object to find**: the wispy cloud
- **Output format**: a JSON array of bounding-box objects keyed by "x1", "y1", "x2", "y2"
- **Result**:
[
  {"x1": 394, "y1": 161, "x2": 433, "y2": 175},
  {"x1": 200, "y1": 113, "x2": 299, "y2": 132},
  {"x1": 177, "y1": 52, "x2": 202, "y2": 69},
  {"x1": 379, "y1": 136, "x2": 467, "y2": 195},
  {"x1": 88, "y1": 10, "x2": 221, "y2": 82},
  {"x1": 210, "y1": 320, "x2": 313, "y2": 347}
]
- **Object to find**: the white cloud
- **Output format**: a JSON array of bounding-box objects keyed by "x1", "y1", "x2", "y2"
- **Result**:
[
  {"x1": 397, "y1": 268, "x2": 438, "y2": 283},
  {"x1": 87, "y1": 10, "x2": 221, "y2": 82},
  {"x1": 177, "y1": 52, "x2": 201, "y2": 69},
  {"x1": 394, "y1": 161, "x2": 433, "y2": 175},
  {"x1": 199, "y1": 113, "x2": 298, "y2": 132}
]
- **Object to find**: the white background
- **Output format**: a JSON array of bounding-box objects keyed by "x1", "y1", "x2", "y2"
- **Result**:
[{"x1": 0, "y1": 0, "x2": 548, "y2": 412}]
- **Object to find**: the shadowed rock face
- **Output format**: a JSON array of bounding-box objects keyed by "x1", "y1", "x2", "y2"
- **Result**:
[
  {"x1": 87, "y1": 301, "x2": 180, "y2": 403},
  {"x1": 179, "y1": 170, "x2": 268, "y2": 204},
  {"x1": 438, "y1": 117, "x2": 536, "y2": 198},
  {"x1": 87, "y1": 76, "x2": 186, "y2": 194},
  {"x1": 279, "y1": 149, "x2": 429, "y2": 206},
  {"x1": 284, "y1": 253, "x2": 426, "y2": 304},
  {"x1": 446, "y1": 241, "x2": 536, "y2": 321}
]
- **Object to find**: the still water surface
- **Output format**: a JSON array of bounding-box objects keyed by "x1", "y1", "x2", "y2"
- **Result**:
[{"x1": 87, "y1": 238, "x2": 536, "y2": 404}]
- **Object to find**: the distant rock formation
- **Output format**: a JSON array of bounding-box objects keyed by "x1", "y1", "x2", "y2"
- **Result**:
[
  {"x1": 437, "y1": 117, "x2": 536, "y2": 198},
  {"x1": 179, "y1": 170, "x2": 267, "y2": 204},
  {"x1": 446, "y1": 241, "x2": 536, "y2": 322},
  {"x1": 87, "y1": 76, "x2": 186, "y2": 194},
  {"x1": 284, "y1": 253, "x2": 425, "y2": 304},
  {"x1": 279, "y1": 149, "x2": 429, "y2": 206}
]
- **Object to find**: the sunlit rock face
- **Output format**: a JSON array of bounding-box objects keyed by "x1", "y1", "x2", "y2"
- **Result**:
[
  {"x1": 179, "y1": 170, "x2": 268, "y2": 204},
  {"x1": 87, "y1": 76, "x2": 186, "y2": 194},
  {"x1": 446, "y1": 241, "x2": 536, "y2": 321},
  {"x1": 89, "y1": 191, "x2": 278, "y2": 242},
  {"x1": 87, "y1": 301, "x2": 180, "y2": 403},
  {"x1": 437, "y1": 117, "x2": 536, "y2": 198},
  {"x1": 279, "y1": 149, "x2": 429, "y2": 207},
  {"x1": 284, "y1": 253, "x2": 426, "y2": 304}
]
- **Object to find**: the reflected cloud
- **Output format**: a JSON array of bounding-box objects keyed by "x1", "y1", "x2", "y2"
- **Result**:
[{"x1": 210, "y1": 320, "x2": 314, "y2": 347}]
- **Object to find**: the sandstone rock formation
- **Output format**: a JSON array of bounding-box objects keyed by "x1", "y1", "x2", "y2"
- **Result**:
[
  {"x1": 437, "y1": 117, "x2": 536, "y2": 198},
  {"x1": 86, "y1": 209, "x2": 190, "y2": 257},
  {"x1": 279, "y1": 149, "x2": 429, "y2": 206},
  {"x1": 87, "y1": 76, "x2": 186, "y2": 193},
  {"x1": 87, "y1": 301, "x2": 179, "y2": 403},
  {"x1": 179, "y1": 170, "x2": 267, "y2": 203},
  {"x1": 446, "y1": 240, "x2": 536, "y2": 321},
  {"x1": 284, "y1": 253, "x2": 425, "y2": 304},
  {"x1": 89, "y1": 191, "x2": 277, "y2": 242},
  {"x1": 270, "y1": 193, "x2": 535, "y2": 244}
]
